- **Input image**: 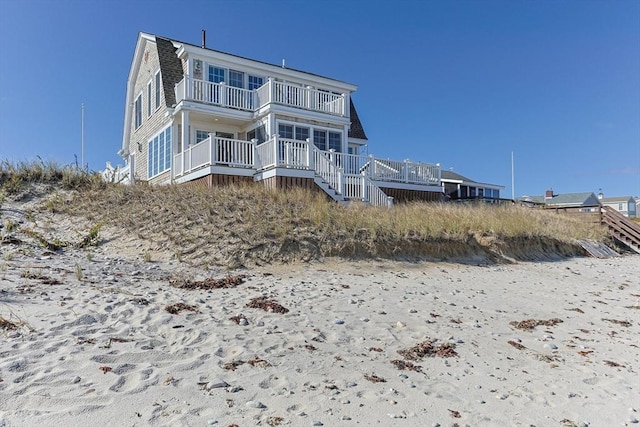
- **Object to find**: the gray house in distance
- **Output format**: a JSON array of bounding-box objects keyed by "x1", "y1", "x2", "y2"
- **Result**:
[
  {"x1": 598, "y1": 195, "x2": 637, "y2": 218},
  {"x1": 441, "y1": 170, "x2": 504, "y2": 201},
  {"x1": 519, "y1": 190, "x2": 601, "y2": 212}
]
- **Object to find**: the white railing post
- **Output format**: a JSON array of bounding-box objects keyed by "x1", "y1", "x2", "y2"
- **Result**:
[
  {"x1": 368, "y1": 154, "x2": 374, "y2": 179},
  {"x1": 341, "y1": 93, "x2": 347, "y2": 116},
  {"x1": 251, "y1": 138, "x2": 258, "y2": 169},
  {"x1": 209, "y1": 133, "x2": 215, "y2": 164},
  {"x1": 404, "y1": 159, "x2": 410, "y2": 182},
  {"x1": 306, "y1": 86, "x2": 313, "y2": 110},
  {"x1": 306, "y1": 138, "x2": 314, "y2": 170},
  {"x1": 272, "y1": 134, "x2": 279, "y2": 167},
  {"x1": 337, "y1": 168, "x2": 343, "y2": 195},
  {"x1": 387, "y1": 196, "x2": 394, "y2": 208},
  {"x1": 219, "y1": 82, "x2": 227, "y2": 107}
]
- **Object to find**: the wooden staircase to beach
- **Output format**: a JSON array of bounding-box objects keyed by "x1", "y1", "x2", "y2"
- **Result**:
[{"x1": 601, "y1": 206, "x2": 640, "y2": 254}]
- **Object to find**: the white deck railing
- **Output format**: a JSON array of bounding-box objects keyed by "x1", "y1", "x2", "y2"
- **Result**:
[
  {"x1": 173, "y1": 135, "x2": 255, "y2": 177},
  {"x1": 172, "y1": 135, "x2": 439, "y2": 205},
  {"x1": 176, "y1": 76, "x2": 346, "y2": 116},
  {"x1": 102, "y1": 162, "x2": 131, "y2": 184}
]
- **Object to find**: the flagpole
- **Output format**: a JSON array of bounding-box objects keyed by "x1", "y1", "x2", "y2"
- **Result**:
[
  {"x1": 81, "y1": 103, "x2": 85, "y2": 170},
  {"x1": 511, "y1": 151, "x2": 515, "y2": 200}
]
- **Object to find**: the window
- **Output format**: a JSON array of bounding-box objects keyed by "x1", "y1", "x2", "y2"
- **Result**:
[
  {"x1": 295, "y1": 126, "x2": 309, "y2": 141},
  {"x1": 155, "y1": 71, "x2": 161, "y2": 110},
  {"x1": 278, "y1": 124, "x2": 293, "y2": 139},
  {"x1": 247, "y1": 125, "x2": 266, "y2": 144},
  {"x1": 248, "y1": 75, "x2": 263, "y2": 90},
  {"x1": 208, "y1": 66, "x2": 225, "y2": 83},
  {"x1": 148, "y1": 126, "x2": 172, "y2": 178},
  {"x1": 147, "y1": 82, "x2": 152, "y2": 117},
  {"x1": 313, "y1": 130, "x2": 326, "y2": 151},
  {"x1": 134, "y1": 93, "x2": 142, "y2": 129},
  {"x1": 229, "y1": 70, "x2": 244, "y2": 88},
  {"x1": 196, "y1": 130, "x2": 210, "y2": 144},
  {"x1": 328, "y1": 132, "x2": 341, "y2": 151}
]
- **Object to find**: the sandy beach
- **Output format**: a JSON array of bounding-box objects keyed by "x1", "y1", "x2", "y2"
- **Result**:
[{"x1": 1, "y1": 205, "x2": 639, "y2": 427}]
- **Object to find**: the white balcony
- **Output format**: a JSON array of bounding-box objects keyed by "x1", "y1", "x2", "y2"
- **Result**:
[
  {"x1": 175, "y1": 76, "x2": 346, "y2": 117},
  {"x1": 173, "y1": 135, "x2": 441, "y2": 207}
]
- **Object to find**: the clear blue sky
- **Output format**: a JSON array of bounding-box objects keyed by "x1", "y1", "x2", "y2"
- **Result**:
[{"x1": 1, "y1": 0, "x2": 638, "y2": 198}]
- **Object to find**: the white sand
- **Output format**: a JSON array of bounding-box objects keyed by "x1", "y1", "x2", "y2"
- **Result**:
[{"x1": 1, "y1": 210, "x2": 639, "y2": 426}]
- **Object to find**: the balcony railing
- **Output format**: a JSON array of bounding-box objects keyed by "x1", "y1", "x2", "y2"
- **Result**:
[
  {"x1": 175, "y1": 76, "x2": 346, "y2": 117},
  {"x1": 173, "y1": 135, "x2": 440, "y2": 189}
]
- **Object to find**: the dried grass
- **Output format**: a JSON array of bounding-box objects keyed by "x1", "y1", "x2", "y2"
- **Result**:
[{"x1": 1, "y1": 162, "x2": 610, "y2": 267}]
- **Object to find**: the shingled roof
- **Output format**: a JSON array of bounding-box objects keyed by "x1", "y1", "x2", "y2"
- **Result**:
[
  {"x1": 156, "y1": 37, "x2": 183, "y2": 107},
  {"x1": 348, "y1": 101, "x2": 367, "y2": 141}
]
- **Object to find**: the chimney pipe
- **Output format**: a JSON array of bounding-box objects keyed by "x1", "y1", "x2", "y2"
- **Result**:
[
  {"x1": 545, "y1": 189, "x2": 554, "y2": 199},
  {"x1": 201, "y1": 29, "x2": 206, "y2": 49}
]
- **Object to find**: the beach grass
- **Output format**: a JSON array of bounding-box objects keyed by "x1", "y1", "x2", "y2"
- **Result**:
[{"x1": 1, "y1": 160, "x2": 610, "y2": 266}]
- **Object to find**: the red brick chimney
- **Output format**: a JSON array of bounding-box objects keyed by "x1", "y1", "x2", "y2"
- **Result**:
[{"x1": 545, "y1": 189, "x2": 554, "y2": 199}]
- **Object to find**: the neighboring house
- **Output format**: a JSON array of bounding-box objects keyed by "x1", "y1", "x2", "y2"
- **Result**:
[
  {"x1": 598, "y1": 194, "x2": 637, "y2": 218},
  {"x1": 440, "y1": 170, "x2": 505, "y2": 202},
  {"x1": 519, "y1": 190, "x2": 601, "y2": 212},
  {"x1": 111, "y1": 32, "x2": 443, "y2": 205}
]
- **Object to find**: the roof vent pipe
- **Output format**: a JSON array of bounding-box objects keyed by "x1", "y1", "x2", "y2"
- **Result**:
[{"x1": 201, "y1": 29, "x2": 206, "y2": 48}]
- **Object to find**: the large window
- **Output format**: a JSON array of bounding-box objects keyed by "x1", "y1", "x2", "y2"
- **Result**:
[
  {"x1": 155, "y1": 71, "x2": 161, "y2": 109},
  {"x1": 328, "y1": 132, "x2": 341, "y2": 151},
  {"x1": 148, "y1": 126, "x2": 172, "y2": 178},
  {"x1": 313, "y1": 130, "x2": 326, "y2": 151},
  {"x1": 248, "y1": 75, "x2": 263, "y2": 90},
  {"x1": 229, "y1": 70, "x2": 244, "y2": 88},
  {"x1": 208, "y1": 66, "x2": 225, "y2": 83},
  {"x1": 134, "y1": 93, "x2": 142, "y2": 129}
]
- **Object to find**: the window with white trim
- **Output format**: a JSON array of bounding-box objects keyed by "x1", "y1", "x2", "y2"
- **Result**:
[
  {"x1": 147, "y1": 81, "x2": 152, "y2": 117},
  {"x1": 134, "y1": 93, "x2": 142, "y2": 129},
  {"x1": 208, "y1": 66, "x2": 225, "y2": 83},
  {"x1": 328, "y1": 132, "x2": 341, "y2": 151},
  {"x1": 248, "y1": 75, "x2": 263, "y2": 90},
  {"x1": 313, "y1": 130, "x2": 326, "y2": 151},
  {"x1": 155, "y1": 71, "x2": 161, "y2": 110},
  {"x1": 148, "y1": 126, "x2": 172, "y2": 178},
  {"x1": 229, "y1": 70, "x2": 244, "y2": 88}
]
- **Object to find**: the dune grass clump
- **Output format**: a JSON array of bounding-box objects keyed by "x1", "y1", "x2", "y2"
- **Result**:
[
  {"x1": 0, "y1": 159, "x2": 106, "y2": 196},
  {"x1": 50, "y1": 181, "x2": 608, "y2": 266}
]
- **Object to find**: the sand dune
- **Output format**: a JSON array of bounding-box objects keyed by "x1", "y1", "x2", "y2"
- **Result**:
[{"x1": 1, "y1": 195, "x2": 639, "y2": 426}]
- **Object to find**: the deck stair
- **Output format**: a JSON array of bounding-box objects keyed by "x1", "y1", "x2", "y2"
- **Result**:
[{"x1": 601, "y1": 206, "x2": 640, "y2": 254}]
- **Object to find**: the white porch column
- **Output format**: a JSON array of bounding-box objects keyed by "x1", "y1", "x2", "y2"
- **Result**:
[
  {"x1": 343, "y1": 125, "x2": 349, "y2": 153},
  {"x1": 342, "y1": 93, "x2": 349, "y2": 117}
]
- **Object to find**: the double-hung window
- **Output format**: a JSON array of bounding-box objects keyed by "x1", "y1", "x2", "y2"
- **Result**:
[
  {"x1": 328, "y1": 132, "x2": 341, "y2": 151},
  {"x1": 313, "y1": 130, "x2": 327, "y2": 151},
  {"x1": 147, "y1": 126, "x2": 172, "y2": 178},
  {"x1": 134, "y1": 93, "x2": 143, "y2": 129}
]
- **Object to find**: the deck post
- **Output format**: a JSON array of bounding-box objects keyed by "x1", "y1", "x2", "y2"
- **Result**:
[
  {"x1": 251, "y1": 138, "x2": 258, "y2": 169},
  {"x1": 272, "y1": 134, "x2": 279, "y2": 167},
  {"x1": 404, "y1": 159, "x2": 410, "y2": 183},
  {"x1": 306, "y1": 138, "x2": 314, "y2": 170},
  {"x1": 209, "y1": 133, "x2": 215, "y2": 164},
  {"x1": 219, "y1": 82, "x2": 227, "y2": 107},
  {"x1": 387, "y1": 196, "x2": 394, "y2": 208},
  {"x1": 368, "y1": 154, "x2": 374, "y2": 179}
]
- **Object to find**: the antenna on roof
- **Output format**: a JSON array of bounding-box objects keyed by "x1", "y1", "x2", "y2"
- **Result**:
[{"x1": 201, "y1": 29, "x2": 206, "y2": 49}]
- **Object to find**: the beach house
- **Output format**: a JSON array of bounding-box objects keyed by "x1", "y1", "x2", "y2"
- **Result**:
[
  {"x1": 109, "y1": 32, "x2": 443, "y2": 205},
  {"x1": 597, "y1": 194, "x2": 637, "y2": 218}
]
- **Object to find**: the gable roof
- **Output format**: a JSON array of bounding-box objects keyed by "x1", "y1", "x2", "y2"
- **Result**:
[
  {"x1": 520, "y1": 192, "x2": 600, "y2": 207},
  {"x1": 599, "y1": 196, "x2": 634, "y2": 203},
  {"x1": 440, "y1": 170, "x2": 504, "y2": 189}
]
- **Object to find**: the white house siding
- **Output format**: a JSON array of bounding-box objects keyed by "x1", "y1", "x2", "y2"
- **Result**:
[{"x1": 129, "y1": 38, "x2": 172, "y2": 183}]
